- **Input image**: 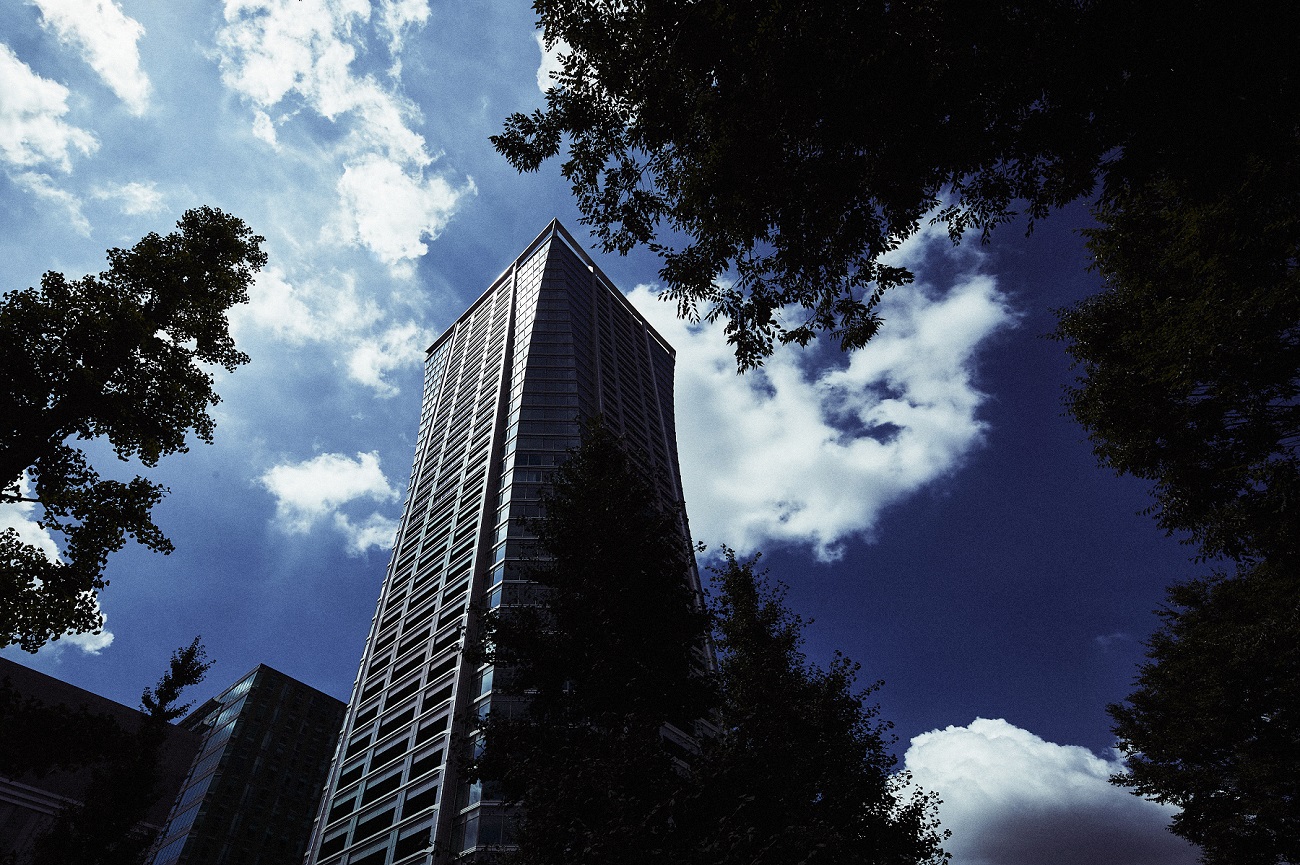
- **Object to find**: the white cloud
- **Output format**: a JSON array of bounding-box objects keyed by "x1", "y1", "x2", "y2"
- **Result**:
[
  {"x1": 335, "y1": 155, "x2": 469, "y2": 271},
  {"x1": 215, "y1": 0, "x2": 473, "y2": 266},
  {"x1": 534, "y1": 32, "x2": 567, "y2": 92},
  {"x1": 629, "y1": 225, "x2": 1015, "y2": 560},
  {"x1": 31, "y1": 0, "x2": 151, "y2": 114},
  {"x1": 1, "y1": 478, "x2": 115, "y2": 655},
  {"x1": 13, "y1": 171, "x2": 89, "y2": 233},
  {"x1": 904, "y1": 719, "x2": 1197, "y2": 865},
  {"x1": 377, "y1": 0, "x2": 430, "y2": 56},
  {"x1": 251, "y1": 109, "x2": 278, "y2": 147},
  {"x1": 335, "y1": 512, "x2": 399, "y2": 555},
  {"x1": 91, "y1": 180, "x2": 164, "y2": 214},
  {"x1": 0, "y1": 43, "x2": 98, "y2": 171},
  {"x1": 260, "y1": 451, "x2": 399, "y2": 538},
  {"x1": 58, "y1": 616, "x2": 114, "y2": 654},
  {"x1": 347, "y1": 320, "x2": 429, "y2": 397},
  {"x1": 217, "y1": 0, "x2": 375, "y2": 117},
  {"x1": 231, "y1": 266, "x2": 431, "y2": 394},
  {"x1": 234, "y1": 266, "x2": 381, "y2": 344},
  {"x1": 1, "y1": 477, "x2": 60, "y2": 560}
]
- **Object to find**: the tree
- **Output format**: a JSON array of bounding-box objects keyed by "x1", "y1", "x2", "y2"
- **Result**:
[
  {"x1": 1057, "y1": 168, "x2": 1300, "y2": 565},
  {"x1": 473, "y1": 426, "x2": 945, "y2": 865},
  {"x1": 1109, "y1": 563, "x2": 1300, "y2": 865},
  {"x1": 1, "y1": 207, "x2": 266, "y2": 651},
  {"x1": 688, "y1": 549, "x2": 947, "y2": 865},
  {"x1": 30, "y1": 638, "x2": 212, "y2": 865},
  {"x1": 495, "y1": 0, "x2": 1298, "y2": 369},
  {"x1": 1063, "y1": 161, "x2": 1299, "y2": 865},
  {"x1": 473, "y1": 420, "x2": 712, "y2": 864},
  {"x1": 497, "y1": 4, "x2": 1300, "y2": 856}
]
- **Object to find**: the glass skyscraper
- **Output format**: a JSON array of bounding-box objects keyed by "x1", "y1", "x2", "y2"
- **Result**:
[
  {"x1": 150, "y1": 664, "x2": 346, "y2": 865},
  {"x1": 305, "y1": 221, "x2": 697, "y2": 865}
]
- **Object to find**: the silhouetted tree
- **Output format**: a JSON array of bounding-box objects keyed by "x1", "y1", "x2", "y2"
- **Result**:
[
  {"x1": 498, "y1": 5, "x2": 1299, "y2": 855},
  {"x1": 688, "y1": 549, "x2": 947, "y2": 865},
  {"x1": 474, "y1": 420, "x2": 711, "y2": 864},
  {"x1": 475, "y1": 426, "x2": 945, "y2": 865},
  {"x1": 496, "y1": 1, "x2": 1297, "y2": 370},
  {"x1": 1, "y1": 208, "x2": 266, "y2": 651},
  {"x1": 1057, "y1": 173, "x2": 1299, "y2": 566},
  {"x1": 1110, "y1": 562, "x2": 1299, "y2": 865}
]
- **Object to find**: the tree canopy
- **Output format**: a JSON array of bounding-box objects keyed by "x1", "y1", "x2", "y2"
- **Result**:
[
  {"x1": 689, "y1": 550, "x2": 947, "y2": 865},
  {"x1": 496, "y1": 0, "x2": 1299, "y2": 369},
  {"x1": 474, "y1": 420, "x2": 711, "y2": 863},
  {"x1": 1109, "y1": 564, "x2": 1299, "y2": 865},
  {"x1": 498, "y1": 5, "x2": 1300, "y2": 857},
  {"x1": 0, "y1": 207, "x2": 265, "y2": 651},
  {"x1": 1057, "y1": 169, "x2": 1300, "y2": 565},
  {"x1": 473, "y1": 424, "x2": 945, "y2": 865}
]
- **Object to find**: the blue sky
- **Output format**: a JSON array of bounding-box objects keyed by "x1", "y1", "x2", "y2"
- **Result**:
[{"x1": 1, "y1": 2, "x2": 1199, "y2": 862}]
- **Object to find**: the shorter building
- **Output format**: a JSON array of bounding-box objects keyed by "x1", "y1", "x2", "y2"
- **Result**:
[
  {"x1": 149, "y1": 664, "x2": 346, "y2": 865},
  {"x1": 0, "y1": 656, "x2": 202, "y2": 863}
]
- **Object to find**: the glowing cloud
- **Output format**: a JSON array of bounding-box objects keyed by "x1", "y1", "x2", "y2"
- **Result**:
[
  {"x1": 0, "y1": 44, "x2": 97, "y2": 171},
  {"x1": 904, "y1": 718, "x2": 1196, "y2": 865},
  {"x1": 260, "y1": 450, "x2": 399, "y2": 540},
  {"x1": 31, "y1": 0, "x2": 151, "y2": 114},
  {"x1": 630, "y1": 224, "x2": 1016, "y2": 559}
]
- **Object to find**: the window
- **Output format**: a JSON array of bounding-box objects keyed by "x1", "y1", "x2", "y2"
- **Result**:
[
  {"x1": 403, "y1": 781, "x2": 440, "y2": 818},
  {"x1": 353, "y1": 807, "x2": 395, "y2": 842}
]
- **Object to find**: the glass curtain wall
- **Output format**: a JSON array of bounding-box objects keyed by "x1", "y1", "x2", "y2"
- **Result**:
[{"x1": 305, "y1": 222, "x2": 694, "y2": 865}]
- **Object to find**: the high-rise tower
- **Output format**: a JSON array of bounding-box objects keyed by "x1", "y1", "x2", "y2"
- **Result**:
[{"x1": 305, "y1": 221, "x2": 697, "y2": 865}]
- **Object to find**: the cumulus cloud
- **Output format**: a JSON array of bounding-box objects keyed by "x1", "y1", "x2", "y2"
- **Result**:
[
  {"x1": 335, "y1": 512, "x2": 399, "y2": 555},
  {"x1": 0, "y1": 43, "x2": 97, "y2": 171},
  {"x1": 215, "y1": 0, "x2": 472, "y2": 267},
  {"x1": 1, "y1": 477, "x2": 60, "y2": 560},
  {"x1": 904, "y1": 718, "x2": 1197, "y2": 865},
  {"x1": 347, "y1": 321, "x2": 428, "y2": 397},
  {"x1": 57, "y1": 618, "x2": 115, "y2": 654},
  {"x1": 231, "y1": 266, "x2": 431, "y2": 394},
  {"x1": 31, "y1": 0, "x2": 151, "y2": 114},
  {"x1": 1, "y1": 478, "x2": 115, "y2": 655},
  {"x1": 234, "y1": 266, "x2": 380, "y2": 343},
  {"x1": 91, "y1": 180, "x2": 164, "y2": 215},
  {"x1": 251, "y1": 109, "x2": 278, "y2": 147},
  {"x1": 335, "y1": 155, "x2": 469, "y2": 270},
  {"x1": 629, "y1": 225, "x2": 1015, "y2": 559},
  {"x1": 534, "y1": 31, "x2": 567, "y2": 92},
  {"x1": 260, "y1": 451, "x2": 400, "y2": 553}
]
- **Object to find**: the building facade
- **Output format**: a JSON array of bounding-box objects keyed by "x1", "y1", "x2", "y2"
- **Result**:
[
  {"x1": 304, "y1": 221, "x2": 696, "y2": 865},
  {"x1": 149, "y1": 664, "x2": 346, "y2": 865},
  {"x1": 0, "y1": 657, "x2": 201, "y2": 863}
]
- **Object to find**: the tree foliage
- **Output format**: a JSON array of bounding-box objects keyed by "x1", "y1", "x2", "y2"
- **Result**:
[
  {"x1": 498, "y1": 5, "x2": 1300, "y2": 856},
  {"x1": 1058, "y1": 166, "x2": 1300, "y2": 565},
  {"x1": 1110, "y1": 565, "x2": 1299, "y2": 865},
  {"x1": 474, "y1": 425, "x2": 944, "y2": 865},
  {"x1": 29, "y1": 639, "x2": 211, "y2": 865},
  {"x1": 688, "y1": 550, "x2": 947, "y2": 865},
  {"x1": 1068, "y1": 157, "x2": 1299, "y2": 865},
  {"x1": 496, "y1": 0, "x2": 1298, "y2": 369},
  {"x1": 0, "y1": 207, "x2": 266, "y2": 651},
  {"x1": 474, "y1": 420, "x2": 711, "y2": 864}
]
